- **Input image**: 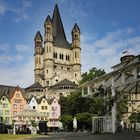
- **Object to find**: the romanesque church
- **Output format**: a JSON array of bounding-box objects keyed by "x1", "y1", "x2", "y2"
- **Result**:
[{"x1": 25, "y1": 4, "x2": 81, "y2": 99}]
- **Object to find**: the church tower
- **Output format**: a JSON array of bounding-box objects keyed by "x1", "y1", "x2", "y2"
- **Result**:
[
  {"x1": 44, "y1": 15, "x2": 54, "y2": 87},
  {"x1": 34, "y1": 31, "x2": 43, "y2": 82},
  {"x1": 72, "y1": 23, "x2": 81, "y2": 81}
]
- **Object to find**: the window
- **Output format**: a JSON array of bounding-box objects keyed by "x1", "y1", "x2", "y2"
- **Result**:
[
  {"x1": 46, "y1": 46, "x2": 48, "y2": 52},
  {"x1": 16, "y1": 94, "x2": 20, "y2": 98},
  {"x1": 47, "y1": 69, "x2": 48, "y2": 73},
  {"x1": 2, "y1": 97, "x2": 6, "y2": 101},
  {"x1": 59, "y1": 54, "x2": 64, "y2": 60},
  {"x1": 20, "y1": 105, "x2": 23, "y2": 109},
  {"x1": 45, "y1": 106, "x2": 47, "y2": 110},
  {"x1": 46, "y1": 81, "x2": 49, "y2": 85},
  {"x1": 75, "y1": 73, "x2": 77, "y2": 77},
  {"x1": 68, "y1": 55, "x2": 69, "y2": 60},
  {"x1": 5, "y1": 110, "x2": 9, "y2": 115},
  {"x1": 3, "y1": 103, "x2": 8, "y2": 108},
  {"x1": 52, "y1": 106, "x2": 54, "y2": 110},
  {"x1": 66, "y1": 55, "x2": 70, "y2": 61},
  {"x1": 13, "y1": 111, "x2": 17, "y2": 115},
  {"x1": 54, "y1": 53, "x2": 57, "y2": 58},
  {"x1": 5, "y1": 117, "x2": 9, "y2": 123},
  {"x1": 75, "y1": 52, "x2": 77, "y2": 58},
  {"x1": 49, "y1": 46, "x2": 51, "y2": 52},
  {"x1": 33, "y1": 106, "x2": 36, "y2": 109},
  {"x1": 13, "y1": 104, "x2": 17, "y2": 109},
  {"x1": 54, "y1": 65, "x2": 57, "y2": 68},
  {"x1": 61, "y1": 66, "x2": 63, "y2": 69},
  {"x1": 41, "y1": 106, "x2": 44, "y2": 110},
  {"x1": 67, "y1": 67, "x2": 70, "y2": 71},
  {"x1": 39, "y1": 58, "x2": 41, "y2": 64},
  {"x1": 56, "y1": 79, "x2": 58, "y2": 82},
  {"x1": 14, "y1": 99, "x2": 22, "y2": 103}
]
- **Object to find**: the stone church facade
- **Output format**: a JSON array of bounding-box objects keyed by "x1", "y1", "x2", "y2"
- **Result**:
[{"x1": 26, "y1": 4, "x2": 81, "y2": 99}]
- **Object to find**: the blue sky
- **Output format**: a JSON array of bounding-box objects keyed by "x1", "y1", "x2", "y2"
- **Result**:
[{"x1": 0, "y1": 0, "x2": 140, "y2": 87}]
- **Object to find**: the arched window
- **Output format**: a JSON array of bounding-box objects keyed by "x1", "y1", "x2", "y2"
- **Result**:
[
  {"x1": 68, "y1": 55, "x2": 70, "y2": 60},
  {"x1": 47, "y1": 46, "x2": 48, "y2": 52},
  {"x1": 75, "y1": 52, "x2": 77, "y2": 58},
  {"x1": 55, "y1": 53, "x2": 57, "y2": 58},
  {"x1": 49, "y1": 46, "x2": 51, "y2": 52},
  {"x1": 39, "y1": 58, "x2": 41, "y2": 64}
]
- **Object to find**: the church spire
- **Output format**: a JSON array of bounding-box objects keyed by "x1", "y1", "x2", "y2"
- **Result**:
[
  {"x1": 52, "y1": 4, "x2": 66, "y2": 39},
  {"x1": 34, "y1": 31, "x2": 42, "y2": 41},
  {"x1": 44, "y1": 15, "x2": 52, "y2": 26}
]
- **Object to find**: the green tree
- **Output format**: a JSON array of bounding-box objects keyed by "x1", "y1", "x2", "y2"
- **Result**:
[
  {"x1": 129, "y1": 112, "x2": 138, "y2": 123},
  {"x1": 76, "y1": 112, "x2": 92, "y2": 131},
  {"x1": 60, "y1": 115, "x2": 73, "y2": 131},
  {"x1": 80, "y1": 67, "x2": 105, "y2": 84}
]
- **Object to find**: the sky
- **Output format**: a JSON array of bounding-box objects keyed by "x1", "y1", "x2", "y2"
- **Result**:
[{"x1": 0, "y1": 0, "x2": 140, "y2": 88}]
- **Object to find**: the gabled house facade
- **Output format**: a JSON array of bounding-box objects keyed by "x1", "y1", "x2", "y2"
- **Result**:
[
  {"x1": 0, "y1": 95, "x2": 12, "y2": 124},
  {"x1": 47, "y1": 98, "x2": 61, "y2": 128},
  {"x1": 28, "y1": 96, "x2": 38, "y2": 110},
  {"x1": 38, "y1": 96, "x2": 49, "y2": 117},
  {"x1": 10, "y1": 86, "x2": 27, "y2": 117}
]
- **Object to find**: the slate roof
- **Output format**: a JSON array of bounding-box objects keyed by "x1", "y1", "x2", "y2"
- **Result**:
[
  {"x1": 0, "y1": 85, "x2": 26, "y2": 100},
  {"x1": 72, "y1": 23, "x2": 80, "y2": 34},
  {"x1": 34, "y1": 31, "x2": 43, "y2": 41},
  {"x1": 44, "y1": 15, "x2": 52, "y2": 25},
  {"x1": 52, "y1": 4, "x2": 71, "y2": 49},
  {"x1": 25, "y1": 82, "x2": 43, "y2": 89},
  {"x1": 52, "y1": 79, "x2": 77, "y2": 87}
]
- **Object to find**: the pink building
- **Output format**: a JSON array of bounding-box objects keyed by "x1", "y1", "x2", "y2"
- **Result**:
[
  {"x1": 10, "y1": 86, "x2": 27, "y2": 117},
  {"x1": 48, "y1": 98, "x2": 61, "y2": 129}
]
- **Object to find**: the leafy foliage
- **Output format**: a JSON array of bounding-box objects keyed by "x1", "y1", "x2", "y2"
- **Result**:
[
  {"x1": 59, "y1": 115, "x2": 73, "y2": 131},
  {"x1": 80, "y1": 67, "x2": 105, "y2": 84}
]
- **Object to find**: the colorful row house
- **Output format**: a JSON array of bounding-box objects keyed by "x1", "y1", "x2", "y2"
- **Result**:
[
  {"x1": 0, "y1": 94, "x2": 12, "y2": 125},
  {"x1": 0, "y1": 85, "x2": 61, "y2": 128}
]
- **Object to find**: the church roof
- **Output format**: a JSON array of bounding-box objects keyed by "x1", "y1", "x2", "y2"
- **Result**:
[
  {"x1": 44, "y1": 15, "x2": 52, "y2": 25},
  {"x1": 34, "y1": 31, "x2": 43, "y2": 41},
  {"x1": 25, "y1": 82, "x2": 43, "y2": 89},
  {"x1": 52, "y1": 79, "x2": 77, "y2": 87},
  {"x1": 52, "y1": 4, "x2": 70, "y2": 49},
  {"x1": 72, "y1": 23, "x2": 80, "y2": 34}
]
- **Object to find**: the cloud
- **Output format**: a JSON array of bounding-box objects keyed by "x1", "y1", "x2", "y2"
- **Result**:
[
  {"x1": 111, "y1": 21, "x2": 119, "y2": 27},
  {"x1": 15, "y1": 44, "x2": 32, "y2": 52},
  {"x1": 0, "y1": 57, "x2": 34, "y2": 88},
  {"x1": 126, "y1": 27, "x2": 134, "y2": 34},
  {"x1": 0, "y1": 43, "x2": 11, "y2": 52},
  {"x1": 14, "y1": 14, "x2": 29, "y2": 23},
  {"x1": 0, "y1": 4, "x2": 7, "y2": 15},
  {"x1": 0, "y1": 0, "x2": 31, "y2": 22},
  {"x1": 0, "y1": 42, "x2": 34, "y2": 87},
  {"x1": 81, "y1": 27, "x2": 140, "y2": 73}
]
